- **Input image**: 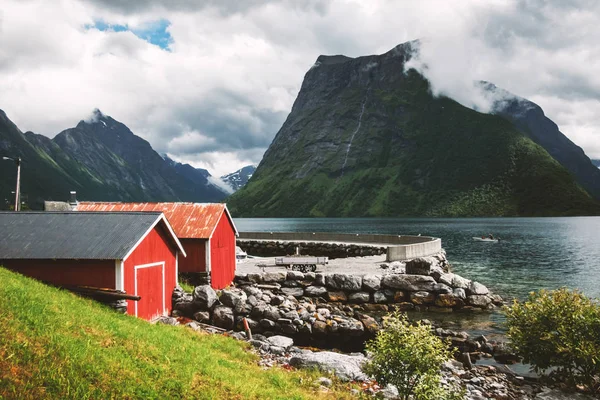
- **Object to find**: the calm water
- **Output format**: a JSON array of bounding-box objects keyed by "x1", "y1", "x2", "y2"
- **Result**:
[{"x1": 234, "y1": 217, "x2": 600, "y2": 301}]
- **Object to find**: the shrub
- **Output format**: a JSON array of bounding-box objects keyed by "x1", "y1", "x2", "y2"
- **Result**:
[
  {"x1": 504, "y1": 288, "x2": 600, "y2": 393},
  {"x1": 362, "y1": 312, "x2": 463, "y2": 400}
]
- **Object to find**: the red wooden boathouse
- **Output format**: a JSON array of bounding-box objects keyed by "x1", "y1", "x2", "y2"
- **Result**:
[
  {"x1": 0, "y1": 212, "x2": 185, "y2": 321},
  {"x1": 76, "y1": 202, "x2": 239, "y2": 289}
]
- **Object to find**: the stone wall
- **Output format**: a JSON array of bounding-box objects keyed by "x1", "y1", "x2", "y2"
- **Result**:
[
  {"x1": 237, "y1": 240, "x2": 386, "y2": 259},
  {"x1": 238, "y1": 232, "x2": 442, "y2": 261},
  {"x1": 172, "y1": 254, "x2": 502, "y2": 350}
]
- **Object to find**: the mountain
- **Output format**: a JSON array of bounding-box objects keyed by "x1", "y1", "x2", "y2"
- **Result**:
[
  {"x1": 483, "y1": 82, "x2": 600, "y2": 199},
  {"x1": 592, "y1": 160, "x2": 600, "y2": 168},
  {"x1": 0, "y1": 109, "x2": 228, "y2": 209},
  {"x1": 228, "y1": 42, "x2": 600, "y2": 217},
  {"x1": 163, "y1": 154, "x2": 211, "y2": 185},
  {"x1": 221, "y1": 165, "x2": 256, "y2": 192},
  {"x1": 0, "y1": 110, "x2": 88, "y2": 208}
]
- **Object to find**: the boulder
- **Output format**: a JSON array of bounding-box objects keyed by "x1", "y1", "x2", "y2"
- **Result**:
[
  {"x1": 410, "y1": 291, "x2": 435, "y2": 305},
  {"x1": 468, "y1": 281, "x2": 490, "y2": 295},
  {"x1": 405, "y1": 258, "x2": 431, "y2": 275},
  {"x1": 467, "y1": 295, "x2": 492, "y2": 307},
  {"x1": 212, "y1": 306, "x2": 234, "y2": 330},
  {"x1": 173, "y1": 292, "x2": 195, "y2": 314},
  {"x1": 489, "y1": 294, "x2": 504, "y2": 305},
  {"x1": 286, "y1": 271, "x2": 305, "y2": 281},
  {"x1": 328, "y1": 291, "x2": 348, "y2": 302},
  {"x1": 373, "y1": 290, "x2": 392, "y2": 304},
  {"x1": 282, "y1": 310, "x2": 299, "y2": 320},
  {"x1": 453, "y1": 288, "x2": 466, "y2": 300},
  {"x1": 289, "y1": 351, "x2": 368, "y2": 381},
  {"x1": 381, "y1": 274, "x2": 436, "y2": 291},
  {"x1": 267, "y1": 335, "x2": 294, "y2": 350},
  {"x1": 438, "y1": 273, "x2": 455, "y2": 286},
  {"x1": 246, "y1": 295, "x2": 259, "y2": 307},
  {"x1": 348, "y1": 292, "x2": 370, "y2": 304},
  {"x1": 155, "y1": 316, "x2": 179, "y2": 326},
  {"x1": 362, "y1": 275, "x2": 381, "y2": 291},
  {"x1": 317, "y1": 308, "x2": 331, "y2": 318},
  {"x1": 338, "y1": 318, "x2": 365, "y2": 336},
  {"x1": 192, "y1": 285, "x2": 218, "y2": 310},
  {"x1": 451, "y1": 275, "x2": 471, "y2": 290},
  {"x1": 312, "y1": 320, "x2": 327, "y2": 335},
  {"x1": 242, "y1": 285, "x2": 263, "y2": 297},
  {"x1": 250, "y1": 302, "x2": 267, "y2": 319},
  {"x1": 363, "y1": 304, "x2": 389, "y2": 312},
  {"x1": 263, "y1": 305, "x2": 282, "y2": 321},
  {"x1": 356, "y1": 313, "x2": 380, "y2": 334},
  {"x1": 260, "y1": 319, "x2": 276, "y2": 329},
  {"x1": 281, "y1": 287, "x2": 304, "y2": 297},
  {"x1": 262, "y1": 272, "x2": 287, "y2": 283},
  {"x1": 193, "y1": 311, "x2": 211, "y2": 323},
  {"x1": 435, "y1": 294, "x2": 463, "y2": 308},
  {"x1": 325, "y1": 274, "x2": 362, "y2": 291},
  {"x1": 219, "y1": 289, "x2": 247, "y2": 308},
  {"x1": 432, "y1": 283, "x2": 453, "y2": 294},
  {"x1": 305, "y1": 286, "x2": 328, "y2": 297},
  {"x1": 249, "y1": 339, "x2": 270, "y2": 352},
  {"x1": 314, "y1": 273, "x2": 326, "y2": 286},
  {"x1": 278, "y1": 321, "x2": 298, "y2": 334},
  {"x1": 247, "y1": 273, "x2": 262, "y2": 283},
  {"x1": 304, "y1": 272, "x2": 316, "y2": 281},
  {"x1": 270, "y1": 295, "x2": 285, "y2": 306}
]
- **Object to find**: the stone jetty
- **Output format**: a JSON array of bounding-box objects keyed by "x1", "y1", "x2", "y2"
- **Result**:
[{"x1": 172, "y1": 253, "x2": 503, "y2": 351}]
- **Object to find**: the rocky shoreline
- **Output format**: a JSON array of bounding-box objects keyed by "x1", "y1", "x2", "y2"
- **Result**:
[
  {"x1": 157, "y1": 317, "x2": 588, "y2": 400},
  {"x1": 173, "y1": 253, "x2": 504, "y2": 350},
  {"x1": 166, "y1": 251, "x2": 596, "y2": 399}
]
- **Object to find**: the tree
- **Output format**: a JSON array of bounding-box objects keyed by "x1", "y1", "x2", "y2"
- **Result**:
[
  {"x1": 362, "y1": 312, "x2": 463, "y2": 400},
  {"x1": 504, "y1": 288, "x2": 600, "y2": 393}
]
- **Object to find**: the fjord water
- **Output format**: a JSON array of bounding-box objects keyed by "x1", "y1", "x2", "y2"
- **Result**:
[{"x1": 235, "y1": 217, "x2": 600, "y2": 301}]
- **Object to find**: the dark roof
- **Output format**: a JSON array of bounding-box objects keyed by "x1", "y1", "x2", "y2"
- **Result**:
[{"x1": 0, "y1": 212, "x2": 172, "y2": 260}]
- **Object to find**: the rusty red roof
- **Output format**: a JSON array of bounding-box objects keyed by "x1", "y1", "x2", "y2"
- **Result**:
[{"x1": 75, "y1": 202, "x2": 238, "y2": 239}]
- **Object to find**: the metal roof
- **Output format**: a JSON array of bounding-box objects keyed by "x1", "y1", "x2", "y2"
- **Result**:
[
  {"x1": 75, "y1": 202, "x2": 239, "y2": 239},
  {"x1": 0, "y1": 212, "x2": 183, "y2": 260}
]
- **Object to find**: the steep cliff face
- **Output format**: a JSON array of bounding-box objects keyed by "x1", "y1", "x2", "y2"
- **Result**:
[
  {"x1": 483, "y1": 82, "x2": 600, "y2": 199},
  {"x1": 0, "y1": 109, "x2": 227, "y2": 208},
  {"x1": 228, "y1": 42, "x2": 600, "y2": 217}
]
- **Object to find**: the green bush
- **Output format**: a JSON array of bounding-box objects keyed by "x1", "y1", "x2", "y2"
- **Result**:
[
  {"x1": 504, "y1": 288, "x2": 600, "y2": 393},
  {"x1": 362, "y1": 312, "x2": 464, "y2": 400}
]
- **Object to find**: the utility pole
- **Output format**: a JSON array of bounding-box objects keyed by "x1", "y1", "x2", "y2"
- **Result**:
[{"x1": 3, "y1": 156, "x2": 22, "y2": 211}]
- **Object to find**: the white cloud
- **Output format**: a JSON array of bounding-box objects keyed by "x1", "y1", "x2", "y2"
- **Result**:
[{"x1": 0, "y1": 0, "x2": 599, "y2": 182}]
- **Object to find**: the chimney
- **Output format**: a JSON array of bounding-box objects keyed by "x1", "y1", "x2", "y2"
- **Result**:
[{"x1": 69, "y1": 191, "x2": 77, "y2": 207}]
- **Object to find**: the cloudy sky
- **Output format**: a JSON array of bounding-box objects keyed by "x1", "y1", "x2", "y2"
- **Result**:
[{"x1": 1, "y1": 0, "x2": 599, "y2": 176}]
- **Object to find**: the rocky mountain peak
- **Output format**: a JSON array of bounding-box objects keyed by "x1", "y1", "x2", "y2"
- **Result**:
[{"x1": 228, "y1": 40, "x2": 600, "y2": 217}]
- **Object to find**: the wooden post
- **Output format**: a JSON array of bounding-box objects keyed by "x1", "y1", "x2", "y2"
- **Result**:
[{"x1": 243, "y1": 317, "x2": 252, "y2": 340}]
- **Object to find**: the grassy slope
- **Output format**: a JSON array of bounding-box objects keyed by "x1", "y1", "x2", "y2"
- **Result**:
[
  {"x1": 0, "y1": 268, "x2": 351, "y2": 399},
  {"x1": 228, "y1": 72, "x2": 600, "y2": 217}
]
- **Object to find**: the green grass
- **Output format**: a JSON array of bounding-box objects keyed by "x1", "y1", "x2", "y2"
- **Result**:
[
  {"x1": 0, "y1": 267, "x2": 353, "y2": 399},
  {"x1": 179, "y1": 281, "x2": 195, "y2": 293}
]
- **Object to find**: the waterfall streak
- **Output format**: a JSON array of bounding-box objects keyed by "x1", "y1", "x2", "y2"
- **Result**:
[{"x1": 340, "y1": 96, "x2": 367, "y2": 177}]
